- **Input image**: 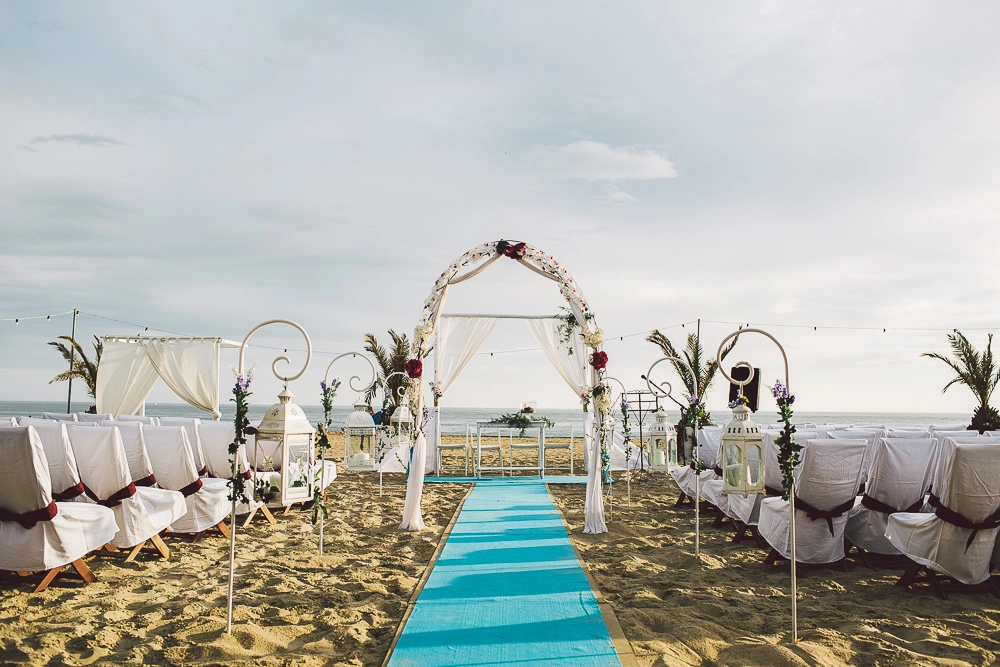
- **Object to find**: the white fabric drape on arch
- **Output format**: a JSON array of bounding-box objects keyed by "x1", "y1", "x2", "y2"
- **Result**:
[
  {"x1": 142, "y1": 338, "x2": 222, "y2": 419},
  {"x1": 96, "y1": 342, "x2": 160, "y2": 418},
  {"x1": 429, "y1": 317, "x2": 500, "y2": 469}
]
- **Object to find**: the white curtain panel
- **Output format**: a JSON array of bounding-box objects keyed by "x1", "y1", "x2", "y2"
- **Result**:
[
  {"x1": 524, "y1": 318, "x2": 589, "y2": 399},
  {"x1": 435, "y1": 317, "x2": 500, "y2": 397},
  {"x1": 583, "y1": 409, "x2": 607, "y2": 533},
  {"x1": 142, "y1": 339, "x2": 222, "y2": 419},
  {"x1": 400, "y1": 426, "x2": 428, "y2": 531},
  {"x1": 96, "y1": 340, "x2": 160, "y2": 418}
]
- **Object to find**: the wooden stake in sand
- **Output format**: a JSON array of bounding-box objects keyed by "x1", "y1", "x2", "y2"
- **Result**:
[{"x1": 229, "y1": 319, "x2": 313, "y2": 635}]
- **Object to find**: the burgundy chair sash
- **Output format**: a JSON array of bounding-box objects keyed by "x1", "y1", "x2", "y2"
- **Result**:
[
  {"x1": 198, "y1": 466, "x2": 209, "y2": 477},
  {"x1": 83, "y1": 482, "x2": 137, "y2": 508},
  {"x1": 928, "y1": 493, "x2": 1000, "y2": 553},
  {"x1": 52, "y1": 481, "x2": 85, "y2": 501},
  {"x1": 860, "y1": 493, "x2": 924, "y2": 515},
  {"x1": 0, "y1": 501, "x2": 59, "y2": 528},
  {"x1": 133, "y1": 474, "x2": 157, "y2": 487},
  {"x1": 764, "y1": 485, "x2": 783, "y2": 497},
  {"x1": 793, "y1": 495, "x2": 856, "y2": 536},
  {"x1": 712, "y1": 466, "x2": 723, "y2": 477},
  {"x1": 178, "y1": 478, "x2": 203, "y2": 497}
]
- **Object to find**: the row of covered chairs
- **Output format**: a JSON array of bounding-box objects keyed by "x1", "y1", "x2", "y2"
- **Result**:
[{"x1": 673, "y1": 423, "x2": 1000, "y2": 598}]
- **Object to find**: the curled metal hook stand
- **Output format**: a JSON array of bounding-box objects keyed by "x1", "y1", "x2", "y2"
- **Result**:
[
  {"x1": 644, "y1": 356, "x2": 698, "y2": 404},
  {"x1": 715, "y1": 327, "x2": 789, "y2": 396},
  {"x1": 238, "y1": 319, "x2": 312, "y2": 382},
  {"x1": 324, "y1": 352, "x2": 378, "y2": 394},
  {"x1": 382, "y1": 371, "x2": 411, "y2": 399}
]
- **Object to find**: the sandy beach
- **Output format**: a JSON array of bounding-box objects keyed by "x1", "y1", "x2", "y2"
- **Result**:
[{"x1": 2, "y1": 434, "x2": 998, "y2": 666}]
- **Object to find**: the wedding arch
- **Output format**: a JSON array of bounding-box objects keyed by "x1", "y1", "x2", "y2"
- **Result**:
[{"x1": 399, "y1": 240, "x2": 613, "y2": 534}]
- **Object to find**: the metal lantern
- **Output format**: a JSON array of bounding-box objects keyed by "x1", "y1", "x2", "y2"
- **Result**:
[
  {"x1": 255, "y1": 386, "x2": 316, "y2": 506},
  {"x1": 344, "y1": 401, "x2": 377, "y2": 471},
  {"x1": 390, "y1": 402, "x2": 415, "y2": 447},
  {"x1": 720, "y1": 403, "x2": 765, "y2": 497},
  {"x1": 648, "y1": 408, "x2": 677, "y2": 472}
]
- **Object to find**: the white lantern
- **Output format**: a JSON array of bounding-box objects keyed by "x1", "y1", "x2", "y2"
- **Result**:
[
  {"x1": 648, "y1": 408, "x2": 677, "y2": 472},
  {"x1": 344, "y1": 401, "x2": 377, "y2": 471},
  {"x1": 720, "y1": 403, "x2": 765, "y2": 497},
  {"x1": 254, "y1": 387, "x2": 316, "y2": 507},
  {"x1": 390, "y1": 403, "x2": 415, "y2": 447}
]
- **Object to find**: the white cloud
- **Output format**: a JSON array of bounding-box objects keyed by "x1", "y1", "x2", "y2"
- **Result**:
[
  {"x1": 530, "y1": 140, "x2": 678, "y2": 183},
  {"x1": 29, "y1": 133, "x2": 124, "y2": 148}
]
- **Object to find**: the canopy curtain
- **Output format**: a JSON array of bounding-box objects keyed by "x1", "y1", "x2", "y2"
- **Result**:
[
  {"x1": 428, "y1": 316, "x2": 499, "y2": 470},
  {"x1": 141, "y1": 338, "x2": 222, "y2": 419},
  {"x1": 95, "y1": 340, "x2": 160, "y2": 418}
]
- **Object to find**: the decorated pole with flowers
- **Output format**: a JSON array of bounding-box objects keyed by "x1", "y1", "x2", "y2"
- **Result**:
[
  {"x1": 714, "y1": 328, "x2": 798, "y2": 643},
  {"x1": 315, "y1": 353, "x2": 377, "y2": 555},
  {"x1": 227, "y1": 320, "x2": 312, "y2": 636},
  {"x1": 400, "y1": 239, "x2": 611, "y2": 533},
  {"x1": 645, "y1": 356, "x2": 701, "y2": 556}
]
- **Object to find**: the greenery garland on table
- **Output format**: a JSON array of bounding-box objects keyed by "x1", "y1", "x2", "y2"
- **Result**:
[
  {"x1": 312, "y1": 378, "x2": 341, "y2": 525},
  {"x1": 229, "y1": 372, "x2": 253, "y2": 505},
  {"x1": 489, "y1": 412, "x2": 555, "y2": 437},
  {"x1": 772, "y1": 379, "x2": 800, "y2": 500}
]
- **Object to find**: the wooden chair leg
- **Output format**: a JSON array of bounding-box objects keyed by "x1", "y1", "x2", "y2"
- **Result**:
[
  {"x1": 150, "y1": 534, "x2": 170, "y2": 559},
  {"x1": 261, "y1": 505, "x2": 277, "y2": 525},
  {"x1": 764, "y1": 548, "x2": 782, "y2": 566},
  {"x1": 33, "y1": 567, "x2": 61, "y2": 593},
  {"x1": 124, "y1": 541, "x2": 147, "y2": 563},
  {"x1": 731, "y1": 521, "x2": 748, "y2": 543},
  {"x1": 217, "y1": 521, "x2": 231, "y2": 538},
  {"x1": 17, "y1": 571, "x2": 32, "y2": 577},
  {"x1": 283, "y1": 505, "x2": 293, "y2": 516},
  {"x1": 927, "y1": 569, "x2": 948, "y2": 600},
  {"x1": 712, "y1": 513, "x2": 727, "y2": 528},
  {"x1": 103, "y1": 543, "x2": 120, "y2": 552},
  {"x1": 241, "y1": 506, "x2": 259, "y2": 528},
  {"x1": 71, "y1": 558, "x2": 96, "y2": 584},
  {"x1": 897, "y1": 562, "x2": 922, "y2": 587},
  {"x1": 191, "y1": 530, "x2": 206, "y2": 544},
  {"x1": 675, "y1": 491, "x2": 689, "y2": 507}
]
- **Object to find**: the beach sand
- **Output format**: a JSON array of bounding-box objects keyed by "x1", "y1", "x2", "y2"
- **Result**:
[{"x1": 2, "y1": 434, "x2": 998, "y2": 666}]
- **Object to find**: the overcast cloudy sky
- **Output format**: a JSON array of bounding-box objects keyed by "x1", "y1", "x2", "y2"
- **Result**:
[{"x1": 2, "y1": 2, "x2": 1000, "y2": 415}]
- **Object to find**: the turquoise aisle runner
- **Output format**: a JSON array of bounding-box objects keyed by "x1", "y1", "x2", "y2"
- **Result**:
[{"x1": 387, "y1": 478, "x2": 621, "y2": 667}]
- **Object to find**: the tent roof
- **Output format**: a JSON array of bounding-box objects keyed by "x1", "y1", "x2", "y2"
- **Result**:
[{"x1": 103, "y1": 335, "x2": 242, "y2": 348}]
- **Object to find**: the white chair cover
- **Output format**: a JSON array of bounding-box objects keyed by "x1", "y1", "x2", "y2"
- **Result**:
[
  {"x1": 198, "y1": 421, "x2": 269, "y2": 515},
  {"x1": 116, "y1": 414, "x2": 158, "y2": 425},
  {"x1": 102, "y1": 421, "x2": 157, "y2": 487},
  {"x1": 157, "y1": 417, "x2": 209, "y2": 475},
  {"x1": 884, "y1": 427, "x2": 931, "y2": 438},
  {"x1": 4, "y1": 418, "x2": 17, "y2": 426},
  {"x1": 66, "y1": 425, "x2": 186, "y2": 549},
  {"x1": 727, "y1": 430, "x2": 819, "y2": 526},
  {"x1": 142, "y1": 426, "x2": 230, "y2": 534},
  {"x1": 669, "y1": 427, "x2": 723, "y2": 498},
  {"x1": 76, "y1": 412, "x2": 113, "y2": 423},
  {"x1": 27, "y1": 423, "x2": 86, "y2": 501},
  {"x1": 929, "y1": 423, "x2": 970, "y2": 434},
  {"x1": 758, "y1": 439, "x2": 867, "y2": 564},
  {"x1": 886, "y1": 439, "x2": 1000, "y2": 584},
  {"x1": 845, "y1": 437, "x2": 936, "y2": 554},
  {"x1": 42, "y1": 412, "x2": 77, "y2": 421},
  {"x1": 0, "y1": 427, "x2": 118, "y2": 572}
]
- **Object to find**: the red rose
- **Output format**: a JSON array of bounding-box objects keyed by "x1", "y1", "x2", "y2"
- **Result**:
[
  {"x1": 405, "y1": 358, "x2": 423, "y2": 379},
  {"x1": 590, "y1": 350, "x2": 608, "y2": 370},
  {"x1": 497, "y1": 240, "x2": 526, "y2": 259}
]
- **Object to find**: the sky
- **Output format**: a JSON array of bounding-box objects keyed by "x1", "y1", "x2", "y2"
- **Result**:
[{"x1": 2, "y1": 2, "x2": 1000, "y2": 416}]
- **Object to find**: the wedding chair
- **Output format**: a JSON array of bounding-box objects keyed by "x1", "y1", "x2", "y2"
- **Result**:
[
  {"x1": 929, "y1": 423, "x2": 970, "y2": 434},
  {"x1": 116, "y1": 414, "x2": 159, "y2": 425},
  {"x1": 75, "y1": 412, "x2": 112, "y2": 423},
  {"x1": 845, "y1": 437, "x2": 936, "y2": 557},
  {"x1": 508, "y1": 425, "x2": 543, "y2": 476},
  {"x1": 475, "y1": 427, "x2": 506, "y2": 477},
  {"x1": 0, "y1": 427, "x2": 118, "y2": 592},
  {"x1": 542, "y1": 424, "x2": 576, "y2": 475},
  {"x1": 435, "y1": 424, "x2": 471, "y2": 476},
  {"x1": 727, "y1": 430, "x2": 820, "y2": 542},
  {"x1": 884, "y1": 427, "x2": 931, "y2": 438},
  {"x1": 101, "y1": 421, "x2": 157, "y2": 487},
  {"x1": 157, "y1": 417, "x2": 210, "y2": 475},
  {"x1": 141, "y1": 425, "x2": 231, "y2": 541},
  {"x1": 42, "y1": 412, "x2": 77, "y2": 421},
  {"x1": 198, "y1": 421, "x2": 274, "y2": 526},
  {"x1": 27, "y1": 422, "x2": 86, "y2": 501},
  {"x1": 758, "y1": 439, "x2": 867, "y2": 567},
  {"x1": 886, "y1": 438, "x2": 1000, "y2": 597},
  {"x1": 66, "y1": 425, "x2": 186, "y2": 562},
  {"x1": 4, "y1": 418, "x2": 16, "y2": 426},
  {"x1": 828, "y1": 429, "x2": 882, "y2": 489}
]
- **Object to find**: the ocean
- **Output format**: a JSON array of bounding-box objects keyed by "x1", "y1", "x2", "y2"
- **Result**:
[{"x1": 0, "y1": 400, "x2": 971, "y2": 435}]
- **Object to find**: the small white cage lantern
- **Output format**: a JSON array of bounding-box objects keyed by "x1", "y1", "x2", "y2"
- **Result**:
[
  {"x1": 390, "y1": 402, "x2": 415, "y2": 446},
  {"x1": 720, "y1": 403, "x2": 765, "y2": 497},
  {"x1": 255, "y1": 386, "x2": 316, "y2": 506},
  {"x1": 648, "y1": 408, "x2": 678, "y2": 472},
  {"x1": 344, "y1": 401, "x2": 377, "y2": 471}
]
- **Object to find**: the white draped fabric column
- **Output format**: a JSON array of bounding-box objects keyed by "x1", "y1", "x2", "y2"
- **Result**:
[
  {"x1": 142, "y1": 339, "x2": 222, "y2": 419},
  {"x1": 400, "y1": 395, "x2": 428, "y2": 531},
  {"x1": 96, "y1": 340, "x2": 160, "y2": 418},
  {"x1": 523, "y1": 318, "x2": 589, "y2": 400},
  {"x1": 583, "y1": 365, "x2": 607, "y2": 534}
]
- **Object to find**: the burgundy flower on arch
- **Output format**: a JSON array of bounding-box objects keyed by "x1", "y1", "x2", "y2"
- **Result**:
[
  {"x1": 405, "y1": 358, "x2": 423, "y2": 379},
  {"x1": 590, "y1": 350, "x2": 608, "y2": 370},
  {"x1": 497, "y1": 239, "x2": 526, "y2": 259}
]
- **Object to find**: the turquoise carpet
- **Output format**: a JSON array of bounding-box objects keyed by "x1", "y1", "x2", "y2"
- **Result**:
[
  {"x1": 424, "y1": 475, "x2": 587, "y2": 485},
  {"x1": 387, "y1": 478, "x2": 621, "y2": 666}
]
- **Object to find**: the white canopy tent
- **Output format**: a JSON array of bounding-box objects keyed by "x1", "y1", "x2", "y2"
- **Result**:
[{"x1": 96, "y1": 337, "x2": 241, "y2": 419}]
